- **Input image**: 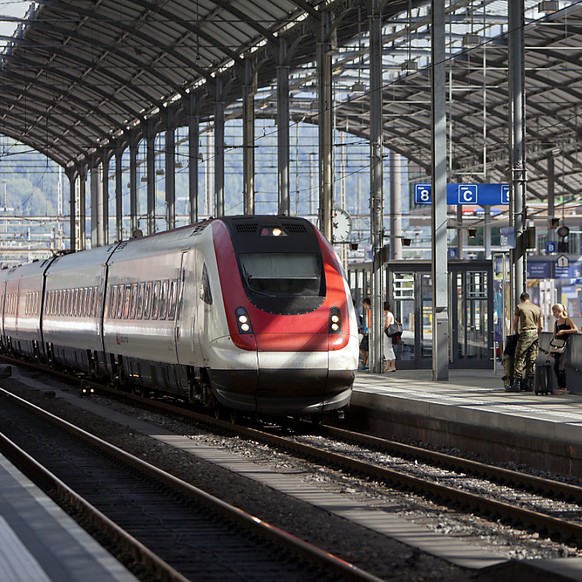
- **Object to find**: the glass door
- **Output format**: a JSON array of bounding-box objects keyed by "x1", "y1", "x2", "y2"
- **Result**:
[{"x1": 387, "y1": 260, "x2": 493, "y2": 370}]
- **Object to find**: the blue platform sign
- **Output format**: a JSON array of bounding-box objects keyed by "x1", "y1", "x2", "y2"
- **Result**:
[
  {"x1": 545, "y1": 241, "x2": 557, "y2": 254},
  {"x1": 527, "y1": 261, "x2": 552, "y2": 279},
  {"x1": 414, "y1": 183, "x2": 510, "y2": 206}
]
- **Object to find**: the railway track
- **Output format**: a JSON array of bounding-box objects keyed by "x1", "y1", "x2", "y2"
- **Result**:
[
  {"x1": 1, "y1": 358, "x2": 581, "y2": 575},
  {"x1": 0, "y1": 388, "x2": 381, "y2": 582},
  {"x1": 72, "y1": 379, "x2": 582, "y2": 548}
]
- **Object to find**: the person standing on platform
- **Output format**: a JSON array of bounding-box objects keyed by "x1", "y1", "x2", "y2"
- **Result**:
[
  {"x1": 551, "y1": 303, "x2": 578, "y2": 395},
  {"x1": 359, "y1": 297, "x2": 371, "y2": 370},
  {"x1": 383, "y1": 301, "x2": 396, "y2": 373},
  {"x1": 511, "y1": 292, "x2": 542, "y2": 392}
]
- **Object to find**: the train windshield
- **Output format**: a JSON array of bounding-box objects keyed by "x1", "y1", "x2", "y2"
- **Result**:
[{"x1": 240, "y1": 253, "x2": 322, "y2": 296}]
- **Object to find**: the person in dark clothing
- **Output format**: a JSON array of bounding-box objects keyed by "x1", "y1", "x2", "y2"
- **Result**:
[
  {"x1": 551, "y1": 303, "x2": 578, "y2": 395},
  {"x1": 359, "y1": 297, "x2": 371, "y2": 370}
]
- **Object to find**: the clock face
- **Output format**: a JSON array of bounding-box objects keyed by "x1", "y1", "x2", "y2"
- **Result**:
[{"x1": 332, "y1": 208, "x2": 352, "y2": 242}]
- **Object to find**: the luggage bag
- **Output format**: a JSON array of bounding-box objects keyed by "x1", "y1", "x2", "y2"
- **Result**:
[{"x1": 534, "y1": 359, "x2": 553, "y2": 395}]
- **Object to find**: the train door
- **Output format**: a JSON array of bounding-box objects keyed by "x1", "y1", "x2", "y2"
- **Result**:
[
  {"x1": 389, "y1": 269, "x2": 433, "y2": 368},
  {"x1": 174, "y1": 250, "x2": 200, "y2": 367}
]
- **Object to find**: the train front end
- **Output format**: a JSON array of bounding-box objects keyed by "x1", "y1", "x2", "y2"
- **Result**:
[{"x1": 210, "y1": 215, "x2": 359, "y2": 417}]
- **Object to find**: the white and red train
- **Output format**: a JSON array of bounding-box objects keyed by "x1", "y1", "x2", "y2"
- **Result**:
[{"x1": 0, "y1": 215, "x2": 359, "y2": 419}]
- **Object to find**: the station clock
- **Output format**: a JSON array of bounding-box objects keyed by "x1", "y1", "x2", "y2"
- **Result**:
[{"x1": 332, "y1": 208, "x2": 352, "y2": 243}]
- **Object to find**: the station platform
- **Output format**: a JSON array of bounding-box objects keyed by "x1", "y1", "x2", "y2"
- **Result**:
[
  {"x1": 349, "y1": 368, "x2": 582, "y2": 477},
  {"x1": 0, "y1": 452, "x2": 137, "y2": 582}
]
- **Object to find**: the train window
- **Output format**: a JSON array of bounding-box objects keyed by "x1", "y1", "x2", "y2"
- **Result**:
[
  {"x1": 123, "y1": 285, "x2": 131, "y2": 319},
  {"x1": 130, "y1": 283, "x2": 138, "y2": 319},
  {"x1": 116, "y1": 285, "x2": 124, "y2": 319},
  {"x1": 200, "y1": 264, "x2": 213, "y2": 305},
  {"x1": 91, "y1": 287, "x2": 96, "y2": 317},
  {"x1": 110, "y1": 285, "x2": 117, "y2": 319},
  {"x1": 144, "y1": 282, "x2": 152, "y2": 319},
  {"x1": 159, "y1": 280, "x2": 168, "y2": 320},
  {"x1": 82, "y1": 288, "x2": 86, "y2": 317},
  {"x1": 78, "y1": 288, "x2": 83, "y2": 317},
  {"x1": 151, "y1": 281, "x2": 161, "y2": 319},
  {"x1": 84, "y1": 288, "x2": 89, "y2": 317},
  {"x1": 136, "y1": 282, "x2": 145, "y2": 319},
  {"x1": 239, "y1": 253, "x2": 322, "y2": 296},
  {"x1": 168, "y1": 279, "x2": 178, "y2": 320}
]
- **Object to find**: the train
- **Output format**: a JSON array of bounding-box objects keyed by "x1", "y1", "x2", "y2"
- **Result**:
[{"x1": 0, "y1": 215, "x2": 359, "y2": 420}]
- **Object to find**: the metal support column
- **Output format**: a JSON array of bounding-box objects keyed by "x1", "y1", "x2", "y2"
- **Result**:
[
  {"x1": 77, "y1": 165, "x2": 87, "y2": 251},
  {"x1": 390, "y1": 151, "x2": 402, "y2": 260},
  {"x1": 67, "y1": 168, "x2": 77, "y2": 252},
  {"x1": 214, "y1": 79, "x2": 225, "y2": 217},
  {"x1": 243, "y1": 60, "x2": 256, "y2": 215},
  {"x1": 431, "y1": 1, "x2": 449, "y2": 381},
  {"x1": 369, "y1": 3, "x2": 384, "y2": 375},
  {"x1": 165, "y1": 126, "x2": 176, "y2": 230},
  {"x1": 547, "y1": 153, "x2": 555, "y2": 243},
  {"x1": 90, "y1": 159, "x2": 105, "y2": 248},
  {"x1": 146, "y1": 124, "x2": 156, "y2": 235},
  {"x1": 484, "y1": 206, "x2": 492, "y2": 259},
  {"x1": 128, "y1": 135, "x2": 139, "y2": 236},
  {"x1": 115, "y1": 144, "x2": 123, "y2": 241},
  {"x1": 187, "y1": 95, "x2": 200, "y2": 224},
  {"x1": 277, "y1": 40, "x2": 290, "y2": 216},
  {"x1": 509, "y1": 0, "x2": 527, "y2": 304},
  {"x1": 317, "y1": 12, "x2": 333, "y2": 241}
]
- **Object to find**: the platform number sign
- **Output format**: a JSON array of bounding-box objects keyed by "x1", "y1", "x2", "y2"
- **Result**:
[
  {"x1": 501, "y1": 185, "x2": 510, "y2": 204},
  {"x1": 457, "y1": 184, "x2": 477, "y2": 204},
  {"x1": 414, "y1": 184, "x2": 432, "y2": 205}
]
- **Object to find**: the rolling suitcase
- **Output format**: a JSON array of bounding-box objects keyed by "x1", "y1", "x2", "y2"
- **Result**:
[{"x1": 534, "y1": 359, "x2": 553, "y2": 395}]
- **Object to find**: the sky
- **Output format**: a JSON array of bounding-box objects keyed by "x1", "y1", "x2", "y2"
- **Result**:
[{"x1": 0, "y1": 1, "x2": 33, "y2": 49}]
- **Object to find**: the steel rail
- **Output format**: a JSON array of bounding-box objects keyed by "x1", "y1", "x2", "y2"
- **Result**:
[{"x1": 0, "y1": 387, "x2": 382, "y2": 582}]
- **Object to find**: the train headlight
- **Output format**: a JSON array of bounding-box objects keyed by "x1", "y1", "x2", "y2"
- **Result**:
[
  {"x1": 260, "y1": 226, "x2": 287, "y2": 237},
  {"x1": 235, "y1": 307, "x2": 254, "y2": 334},
  {"x1": 329, "y1": 306, "x2": 342, "y2": 333}
]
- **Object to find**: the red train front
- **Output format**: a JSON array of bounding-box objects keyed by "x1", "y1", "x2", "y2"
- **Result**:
[{"x1": 206, "y1": 215, "x2": 359, "y2": 418}]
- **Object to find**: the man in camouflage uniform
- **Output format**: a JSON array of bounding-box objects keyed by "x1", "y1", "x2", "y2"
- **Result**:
[{"x1": 510, "y1": 292, "x2": 543, "y2": 392}]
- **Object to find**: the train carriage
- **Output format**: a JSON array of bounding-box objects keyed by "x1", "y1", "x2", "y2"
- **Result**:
[
  {"x1": 42, "y1": 245, "x2": 116, "y2": 374},
  {"x1": 102, "y1": 227, "x2": 199, "y2": 396},
  {"x1": 1, "y1": 259, "x2": 52, "y2": 359}
]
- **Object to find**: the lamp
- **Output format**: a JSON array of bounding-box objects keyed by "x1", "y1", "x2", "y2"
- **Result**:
[
  {"x1": 462, "y1": 33, "x2": 481, "y2": 47},
  {"x1": 538, "y1": 1, "x2": 559, "y2": 12},
  {"x1": 401, "y1": 59, "x2": 417, "y2": 71}
]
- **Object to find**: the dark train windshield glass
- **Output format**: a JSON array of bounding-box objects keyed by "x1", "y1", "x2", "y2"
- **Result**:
[{"x1": 240, "y1": 253, "x2": 322, "y2": 296}]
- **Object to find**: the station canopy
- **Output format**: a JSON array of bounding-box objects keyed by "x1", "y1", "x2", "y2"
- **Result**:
[{"x1": 0, "y1": 0, "x2": 581, "y2": 212}]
